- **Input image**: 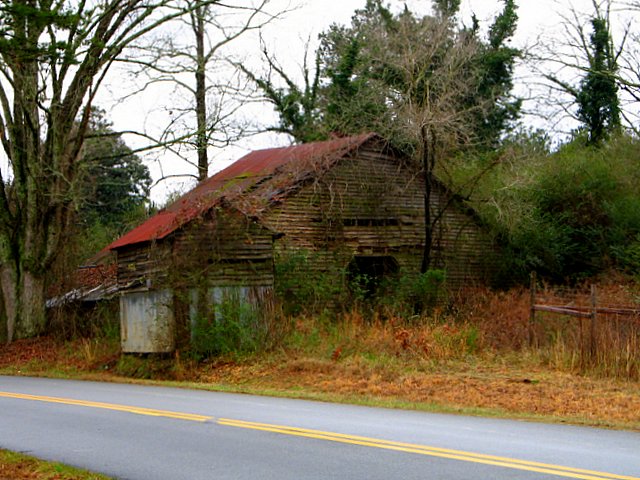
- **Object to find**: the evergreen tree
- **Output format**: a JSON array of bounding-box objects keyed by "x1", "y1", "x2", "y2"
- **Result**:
[
  {"x1": 471, "y1": 0, "x2": 521, "y2": 148},
  {"x1": 247, "y1": 1, "x2": 520, "y2": 147},
  {"x1": 318, "y1": 0, "x2": 394, "y2": 138},
  {"x1": 577, "y1": 16, "x2": 621, "y2": 144},
  {"x1": 80, "y1": 109, "x2": 151, "y2": 229}
]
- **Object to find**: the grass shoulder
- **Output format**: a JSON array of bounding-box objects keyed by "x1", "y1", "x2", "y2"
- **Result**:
[{"x1": 0, "y1": 449, "x2": 111, "y2": 480}]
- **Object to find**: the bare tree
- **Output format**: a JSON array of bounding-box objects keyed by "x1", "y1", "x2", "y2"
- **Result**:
[
  {"x1": 532, "y1": 0, "x2": 640, "y2": 136},
  {"x1": 0, "y1": 0, "x2": 219, "y2": 342},
  {"x1": 125, "y1": 0, "x2": 283, "y2": 181},
  {"x1": 369, "y1": 12, "x2": 494, "y2": 272}
]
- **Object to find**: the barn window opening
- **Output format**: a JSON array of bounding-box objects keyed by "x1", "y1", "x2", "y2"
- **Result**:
[
  {"x1": 347, "y1": 255, "x2": 399, "y2": 298},
  {"x1": 343, "y1": 218, "x2": 399, "y2": 227}
]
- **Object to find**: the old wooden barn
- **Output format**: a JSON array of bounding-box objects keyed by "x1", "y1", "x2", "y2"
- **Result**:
[{"x1": 107, "y1": 133, "x2": 498, "y2": 352}]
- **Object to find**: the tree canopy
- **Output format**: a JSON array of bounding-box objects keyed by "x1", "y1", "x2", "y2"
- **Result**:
[
  {"x1": 80, "y1": 109, "x2": 151, "y2": 228},
  {"x1": 245, "y1": 0, "x2": 520, "y2": 151}
]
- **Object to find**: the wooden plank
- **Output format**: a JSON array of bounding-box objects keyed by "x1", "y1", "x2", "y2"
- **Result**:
[{"x1": 533, "y1": 304, "x2": 592, "y2": 318}]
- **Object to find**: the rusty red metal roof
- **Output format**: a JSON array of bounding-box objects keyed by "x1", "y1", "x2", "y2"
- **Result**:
[{"x1": 108, "y1": 133, "x2": 378, "y2": 250}]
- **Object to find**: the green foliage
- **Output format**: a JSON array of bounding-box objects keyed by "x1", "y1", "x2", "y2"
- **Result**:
[
  {"x1": 273, "y1": 249, "x2": 448, "y2": 319},
  {"x1": 247, "y1": 0, "x2": 519, "y2": 149},
  {"x1": 433, "y1": 0, "x2": 461, "y2": 18},
  {"x1": 274, "y1": 250, "x2": 346, "y2": 315},
  {"x1": 80, "y1": 108, "x2": 151, "y2": 228},
  {"x1": 459, "y1": 133, "x2": 640, "y2": 283},
  {"x1": 379, "y1": 270, "x2": 447, "y2": 317},
  {"x1": 471, "y1": 0, "x2": 521, "y2": 149},
  {"x1": 317, "y1": 1, "x2": 394, "y2": 137},
  {"x1": 0, "y1": 2, "x2": 76, "y2": 61},
  {"x1": 115, "y1": 354, "x2": 175, "y2": 380},
  {"x1": 190, "y1": 293, "x2": 263, "y2": 359},
  {"x1": 577, "y1": 16, "x2": 620, "y2": 144},
  {"x1": 238, "y1": 48, "x2": 325, "y2": 143},
  {"x1": 611, "y1": 234, "x2": 640, "y2": 277}
]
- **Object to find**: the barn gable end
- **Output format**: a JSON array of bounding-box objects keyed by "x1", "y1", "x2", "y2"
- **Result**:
[{"x1": 262, "y1": 141, "x2": 497, "y2": 286}]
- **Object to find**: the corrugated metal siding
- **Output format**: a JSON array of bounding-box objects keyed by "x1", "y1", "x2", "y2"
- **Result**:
[{"x1": 120, "y1": 290, "x2": 175, "y2": 353}]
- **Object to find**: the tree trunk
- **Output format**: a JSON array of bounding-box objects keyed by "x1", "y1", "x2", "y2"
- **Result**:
[
  {"x1": 1, "y1": 264, "x2": 46, "y2": 343},
  {"x1": 1, "y1": 266, "x2": 16, "y2": 343},
  {"x1": 421, "y1": 180, "x2": 432, "y2": 274},
  {"x1": 420, "y1": 126, "x2": 435, "y2": 274},
  {"x1": 194, "y1": 6, "x2": 208, "y2": 181}
]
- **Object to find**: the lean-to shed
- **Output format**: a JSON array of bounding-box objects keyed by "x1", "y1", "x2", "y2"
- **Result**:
[{"x1": 108, "y1": 133, "x2": 497, "y2": 353}]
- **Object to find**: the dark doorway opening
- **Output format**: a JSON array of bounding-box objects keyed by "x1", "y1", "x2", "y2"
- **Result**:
[{"x1": 347, "y1": 255, "x2": 399, "y2": 298}]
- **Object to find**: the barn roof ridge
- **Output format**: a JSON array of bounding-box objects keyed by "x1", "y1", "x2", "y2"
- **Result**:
[{"x1": 108, "y1": 132, "x2": 380, "y2": 250}]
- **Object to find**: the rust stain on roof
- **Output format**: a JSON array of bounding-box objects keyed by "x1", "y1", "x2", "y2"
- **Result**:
[{"x1": 108, "y1": 133, "x2": 377, "y2": 250}]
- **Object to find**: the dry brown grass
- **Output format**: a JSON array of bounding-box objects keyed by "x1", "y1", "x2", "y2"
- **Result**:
[
  {"x1": 196, "y1": 353, "x2": 640, "y2": 428},
  {"x1": 0, "y1": 336, "x2": 119, "y2": 375}
]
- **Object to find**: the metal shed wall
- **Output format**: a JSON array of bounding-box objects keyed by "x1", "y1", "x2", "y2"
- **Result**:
[{"x1": 120, "y1": 289, "x2": 175, "y2": 353}]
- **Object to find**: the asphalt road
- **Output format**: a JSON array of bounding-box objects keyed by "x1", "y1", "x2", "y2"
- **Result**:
[{"x1": 0, "y1": 376, "x2": 639, "y2": 480}]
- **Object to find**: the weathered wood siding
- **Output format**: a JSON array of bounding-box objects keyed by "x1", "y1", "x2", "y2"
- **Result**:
[
  {"x1": 263, "y1": 144, "x2": 498, "y2": 286},
  {"x1": 171, "y1": 208, "x2": 274, "y2": 288},
  {"x1": 115, "y1": 140, "x2": 497, "y2": 295},
  {"x1": 115, "y1": 209, "x2": 274, "y2": 292},
  {"x1": 116, "y1": 242, "x2": 170, "y2": 291}
]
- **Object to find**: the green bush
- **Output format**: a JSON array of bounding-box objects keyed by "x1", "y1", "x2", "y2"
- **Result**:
[
  {"x1": 459, "y1": 133, "x2": 640, "y2": 283},
  {"x1": 378, "y1": 269, "x2": 446, "y2": 318},
  {"x1": 611, "y1": 234, "x2": 640, "y2": 277},
  {"x1": 191, "y1": 293, "x2": 263, "y2": 358},
  {"x1": 274, "y1": 250, "x2": 346, "y2": 315}
]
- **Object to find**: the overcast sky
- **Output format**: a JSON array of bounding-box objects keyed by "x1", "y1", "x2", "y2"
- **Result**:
[{"x1": 104, "y1": 0, "x2": 625, "y2": 202}]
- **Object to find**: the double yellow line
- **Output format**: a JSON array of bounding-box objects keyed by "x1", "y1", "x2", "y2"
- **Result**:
[
  {"x1": 0, "y1": 391, "x2": 211, "y2": 422},
  {"x1": 218, "y1": 418, "x2": 637, "y2": 480},
  {"x1": 1, "y1": 391, "x2": 638, "y2": 480}
]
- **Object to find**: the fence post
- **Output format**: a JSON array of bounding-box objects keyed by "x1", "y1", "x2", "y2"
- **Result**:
[
  {"x1": 590, "y1": 284, "x2": 598, "y2": 360},
  {"x1": 529, "y1": 271, "x2": 537, "y2": 347}
]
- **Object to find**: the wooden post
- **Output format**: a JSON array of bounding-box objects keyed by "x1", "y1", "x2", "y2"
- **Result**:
[
  {"x1": 529, "y1": 271, "x2": 537, "y2": 347},
  {"x1": 590, "y1": 284, "x2": 598, "y2": 361}
]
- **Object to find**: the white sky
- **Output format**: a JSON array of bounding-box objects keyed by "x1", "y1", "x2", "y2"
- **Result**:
[{"x1": 102, "y1": 0, "x2": 629, "y2": 203}]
